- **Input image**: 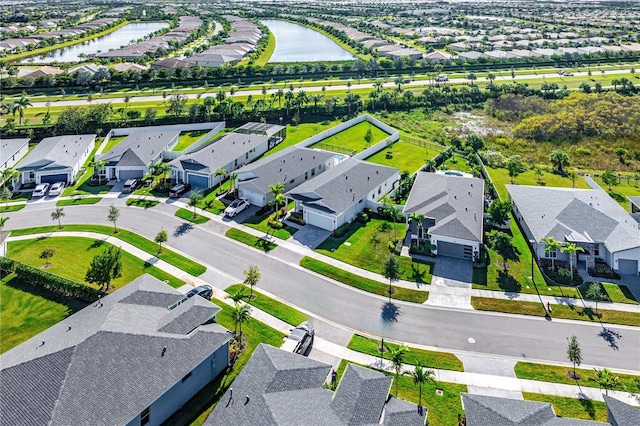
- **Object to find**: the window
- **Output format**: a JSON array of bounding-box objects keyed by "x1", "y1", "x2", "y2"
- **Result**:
[
  {"x1": 141, "y1": 407, "x2": 150, "y2": 426},
  {"x1": 311, "y1": 168, "x2": 316, "y2": 176},
  {"x1": 545, "y1": 248, "x2": 557, "y2": 258},
  {"x1": 245, "y1": 152, "x2": 249, "y2": 159},
  {"x1": 594, "y1": 246, "x2": 599, "y2": 256},
  {"x1": 305, "y1": 172, "x2": 308, "y2": 180},
  {"x1": 289, "y1": 179, "x2": 295, "y2": 184},
  {"x1": 234, "y1": 159, "x2": 238, "y2": 167},
  {"x1": 182, "y1": 371, "x2": 192, "y2": 382}
]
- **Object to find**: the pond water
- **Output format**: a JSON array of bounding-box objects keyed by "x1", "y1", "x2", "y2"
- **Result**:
[
  {"x1": 261, "y1": 20, "x2": 354, "y2": 63},
  {"x1": 22, "y1": 22, "x2": 169, "y2": 63}
]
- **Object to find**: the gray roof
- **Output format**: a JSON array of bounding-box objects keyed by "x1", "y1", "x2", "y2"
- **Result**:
[
  {"x1": 0, "y1": 274, "x2": 231, "y2": 426},
  {"x1": 507, "y1": 185, "x2": 640, "y2": 253},
  {"x1": 382, "y1": 396, "x2": 427, "y2": 426},
  {"x1": 236, "y1": 146, "x2": 335, "y2": 195},
  {"x1": 462, "y1": 394, "x2": 608, "y2": 426},
  {"x1": 603, "y1": 395, "x2": 640, "y2": 426},
  {"x1": 100, "y1": 130, "x2": 179, "y2": 167},
  {"x1": 0, "y1": 138, "x2": 29, "y2": 166},
  {"x1": 235, "y1": 122, "x2": 286, "y2": 137},
  {"x1": 629, "y1": 196, "x2": 640, "y2": 209},
  {"x1": 169, "y1": 132, "x2": 268, "y2": 175},
  {"x1": 206, "y1": 344, "x2": 420, "y2": 426},
  {"x1": 404, "y1": 172, "x2": 484, "y2": 242},
  {"x1": 16, "y1": 134, "x2": 95, "y2": 172},
  {"x1": 287, "y1": 159, "x2": 398, "y2": 215}
]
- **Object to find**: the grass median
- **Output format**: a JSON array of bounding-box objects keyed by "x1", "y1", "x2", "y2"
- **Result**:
[
  {"x1": 300, "y1": 257, "x2": 428, "y2": 303},
  {"x1": 225, "y1": 228, "x2": 278, "y2": 251},
  {"x1": 523, "y1": 393, "x2": 607, "y2": 423},
  {"x1": 0, "y1": 204, "x2": 26, "y2": 212},
  {"x1": 225, "y1": 284, "x2": 307, "y2": 326},
  {"x1": 471, "y1": 296, "x2": 640, "y2": 327},
  {"x1": 175, "y1": 208, "x2": 210, "y2": 224},
  {"x1": 126, "y1": 198, "x2": 160, "y2": 209},
  {"x1": 515, "y1": 362, "x2": 640, "y2": 392},
  {"x1": 56, "y1": 197, "x2": 102, "y2": 206},
  {"x1": 8, "y1": 225, "x2": 206, "y2": 276}
]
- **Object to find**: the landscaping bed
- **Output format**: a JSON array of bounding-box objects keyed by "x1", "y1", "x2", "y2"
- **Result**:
[
  {"x1": 225, "y1": 228, "x2": 277, "y2": 251},
  {"x1": 225, "y1": 284, "x2": 307, "y2": 326},
  {"x1": 175, "y1": 208, "x2": 210, "y2": 224},
  {"x1": 126, "y1": 198, "x2": 160, "y2": 209},
  {"x1": 56, "y1": 197, "x2": 101, "y2": 206},
  {"x1": 242, "y1": 211, "x2": 298, "y2": 240}
]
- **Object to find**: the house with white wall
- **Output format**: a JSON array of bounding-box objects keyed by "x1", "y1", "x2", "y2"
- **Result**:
[{"x1": 1, "y1": 138, "x2": 29, "y2": 171}]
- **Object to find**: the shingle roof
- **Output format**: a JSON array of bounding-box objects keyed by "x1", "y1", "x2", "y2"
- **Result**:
[
  {"x1": 0, "y1": 274, "x2": 230, "y2": 426},
  {"x1": 236, "y1": 146, "x2": 335, "y2": 195},
  {"x1": 507, "y1": 185, "x2": 640, "y2": 253},
  {"x1": 100, "y1": 130, "x2": 179, "y2": 167},
  {"x1": 206, "y1": 344, "x2": 420, "y2": 425},
  {"x1": 382, "y1": 396, "x2": 427, "y2": 426},
  {"x1": 629, "y1": 196, "x2": 640, "y2": 210},
  {"x1": 603, "y1": 394, "x2": 640, "y2": 426},
  {"x1": 0, "y1": 137, "x2": 29, "y2": 166},
  {"x1": 16, "y1": 134, "x2": 95, "y2": 171},
  {"x1": 287, "y1": 159, "x2": 398, "y2": 215},
  {"x1": 404, "y1": 172, "x2": 484, "y2": 242}
]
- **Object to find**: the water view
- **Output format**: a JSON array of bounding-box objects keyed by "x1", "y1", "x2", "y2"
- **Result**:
[
  {"x1": 261, "y1": 20, "x2": 354, "y2": 63},
  {"x1": 22, "y1": 22, "x2": 169, "y2": 63}
]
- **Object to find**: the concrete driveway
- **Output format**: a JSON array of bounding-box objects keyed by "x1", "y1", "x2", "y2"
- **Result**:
[
  {"x1": 288, "y1": 223, "x2": 331, "y2": 249},
  {"x1": 425, "y1": 255, "x2": 474, "y2": 309}
]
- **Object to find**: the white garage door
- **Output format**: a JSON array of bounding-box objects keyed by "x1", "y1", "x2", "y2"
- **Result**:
[
  {"x1": 240, "y1": 188, "x2": 265, "y2": 207},
  {"x1": 437, "y1": 241, "x2": 472, "y2": 259},
  {"x1": 306, "y1": 210, "x2": 334, "y2": 231},
  {"x1": 618, "y1": 259, "x2": 638, "y2": 276}
]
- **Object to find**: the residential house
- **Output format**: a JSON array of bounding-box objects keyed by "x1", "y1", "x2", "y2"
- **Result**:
[
  {"x1": 184, "y1": 52, "x2": 243, "y2": 68},
  {"x1": 21, "y1": 66, "x2": 64, "y2": 80},
  {"x1": 0, "y1": 274, "x2": 231, "y2": 426},
  {"x1": 98, "y1": 130, "x2": 180, "y2": 181},
  {"x1": 113, "y1": 62, "x2": 149, "y2": 73},
  {"x1": 234, "y1": 122, "x2": 286, "y2": 147},
  {"x1": 235, "y1": 146, "x2": 337, "y2": 207},
  {"x1": 205, "y1": 343, "x2": 426, "y2": 425},
  {"x1": 151, "y1": 58, "x2": 195, "y2": 70},
  {"x1": 169, "y1": 132, "x2": 269, "y2": 189},
  {"x1": 1, "y1": 138, "x2": 29, "y2": 171},
  {"x1": 604, "y1": 394, "x2": 640, "y2": 426},
  {"x1": 287, "y1": 159, "x2": 399, "y2": 231},
  {"x1": 629, "y1": 196, "x2": 640, "y2": 214},
  {"x1": 16, "y1": 134, "x2": 95, "y2": 186},
  {"x1": 403, "y1": 172, "x2": 484, "y2": 259},
  {"x1": 423, "y1": 51, "x2": 453, "y2": 61},
  {"x1": 508, "y1": 185, "x2": 640, "y2": 276}
]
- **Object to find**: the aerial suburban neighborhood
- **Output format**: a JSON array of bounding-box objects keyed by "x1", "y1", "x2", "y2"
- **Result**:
[{"x1": 1, "y1": 0, "x2": 639, "y2": 425}]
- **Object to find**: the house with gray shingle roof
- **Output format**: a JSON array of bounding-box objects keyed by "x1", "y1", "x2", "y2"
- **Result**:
[
  {"x1": 287, "y1": 159, "x2": 399, "y2": 231},
  {"x1": 0, "y1": 274, "x2": 231, "y2": 426},
  {"x1": 462, "y1": 393, "x2": 609, "y2": 425},
  {"x1": 235, "y1": 146, "x2": 337, "y2": 207},
  {"x1": 1, "y1": 137, "x2": 29, "y2": 171},
  {"x1": 508, "y1": 185, "x2": 640, "y2": 276},
  {"x1": 16, "y1": 134, "x2": 95, "y2": 187},
  {"x1": 604, "y1": 394, "x2": 640, "y2": 426},
  {"x1": 404, "y1": 172, "x2": 484, "y2": 259},
  {"x1": 205, "y1": 343, "x2": 426, "y2": 425}
]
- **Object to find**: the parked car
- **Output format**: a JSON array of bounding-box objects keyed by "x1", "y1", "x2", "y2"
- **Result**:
[
  {"x1": 122, "y1": 179, "x2": 141, "y2": 193},
  {"x1": 48, "y1": 181, "x2": 65, "y2": 196},
  {"x1": 563, "y1": 72, "x2": 574, "y2": 76},
  {"x1": 32, "y1": 183, "x2": 50, "y2": 197},
  {"x1": 186, "y1": 284, "x2": 213, "y2": 300},
  {"x1": 224, "y1": 197, "x2": 250, "y2": 217},
  {"x1": 435, "y1": 75, "x2": 449, "y2": 82},
  {"x1": 169, "y1": 183, "x2": 191, "y2": 198},
  {"x1": 281, "y1": 322, "x2": 314, "y2": 355}
]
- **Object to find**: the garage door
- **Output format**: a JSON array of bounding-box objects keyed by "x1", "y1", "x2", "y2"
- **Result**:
[
  {"x1": 187, "y1": 173, "x2": 209, "y2": 189},
  {"x1": 119, "y1": 169, "x2": 144, "y2": 181},
  {"x1": 437, "y1": 241, "x2": 472, "y2": 259},
  {"x1": 618, "y1": 259, "x2": 638, "y2": 276},
  {"x1": 306, "y1": 210, "x2": 334, "y2": 231},
  {"x1": 239, "y1": 188, "x2": 264, "y2": 207},
  {"x1": 40, "y1": 173, "x2": 69, "y2": 184}
]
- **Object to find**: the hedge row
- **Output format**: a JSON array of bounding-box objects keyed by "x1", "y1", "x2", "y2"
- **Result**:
[{"x1": 13, "y1": 261, "x2": 102, "y2": 302}]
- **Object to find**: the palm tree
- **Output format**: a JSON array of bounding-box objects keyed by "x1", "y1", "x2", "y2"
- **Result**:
[
  {"x1": 51, "y1": 207, "x2": 65, "y2": 229},
  {"x1": 227, "y1": 289, "x2": 246, "y2": 304},
  {"x1": 215, "y1": 167, "x2": 227, "y2": 193},
  {"x1": 410, "y1": 213, "x2": 426, "y2": 246},
  {"x1": 387, "y1": 204, "x2": 403, "y2": 242},
  {"x1": 0, "y1": 216, "x2": 9, "y2": 230},
  {"x1": 231, "y1": 303, "x2": 251, "y2": 342},
  {"x1": 541, "y1": 236, "x2": 561, "y2": 269},
  {"x1": 405, "y1": 362, "x2": 435, "y2": 413},
  {"x1": 268, "y1": 182, "x2": 285, "y2": 219},
  {"x1": 12, "y1": 94, "x2": 31, "y2": 125},
  {"x1": 388, "y1": 345, "x2": 408, "y2": 396},
  {"x1": 228, "y1": 172, "x2": 238, "y2": 192},
  {"x1": 550, "y1": 151, "x2": 569, "y2": 175},
  {"x1": 153, "y1": 162, "x2": 170, "y2": 189},
  {"x1": 2, "y1": 168, "x2": 20, "y2": 190},
  {"x1": 295, "y1": 90, "x2": 308, "y2": 116},
  {"x1": 561, "y1": 242, "x2": 584, "y2": 281},
  {"x1": 590, "y1": 368, "x2": 620, "y2": 395},
  {"x1": 188, "y1": 189, "x2": 204, "y2": 218}
]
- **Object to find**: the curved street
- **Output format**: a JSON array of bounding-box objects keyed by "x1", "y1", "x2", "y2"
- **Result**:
[{"x1": 6, "y1": 201, "x2": 640, "y2": 371}]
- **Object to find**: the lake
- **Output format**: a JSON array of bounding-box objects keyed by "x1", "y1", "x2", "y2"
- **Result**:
[
  {"x1": 261, "y1": 20, "x2": 354, "y2": 63},
  {"x1": 22, "y1": 22, "x2": 169, "y2": 63}
]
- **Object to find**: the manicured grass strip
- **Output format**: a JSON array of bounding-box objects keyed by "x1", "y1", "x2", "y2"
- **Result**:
[
  {"x1": 225, "y1": 284, "x2": 308, "y2": 326},
  {"x1": 0, "y1": 273, "x2": 87, "y2": 353},
  {"x1": 242, "y1": 211, "x2": 298, "y2": 240},
  {"x1": 175, "y1": 208, "x2": 210, "y2": 224},
  {"x1": 348, "y1": 334, "x2": 464, "y2": 371},
  {"x1": 300, "y1": 257, "x2": 428, "y2": 303},
  {"x1": 8, "y1": 225, "x2": 206, "y2": 276},
  {"x1": 126, "y1": 198, "x2": 160, "y2": 209},
  {"x1": 254, "y1": 30, "x2": 276, "y2": 67},
  {"x1": 225, "y1": 228, "x2": 278, "y2": 251},
  {"x1": 0, "y1": 204, "x2": 26, "y2": 212},
  {"x1": 515, "y1": 362, "x2": 640, "y2": 392},
  {"x1": 471, "y1": 297, "x2": 640, "y2": 327},
  {"x1": 56, "y1": 197, "x2": 101, "y2": 206},
  {"x1": 602, "y1": 283, "x2": 638, "y2": 305},
  {"x1": 165, "y1": 298, "x2": 285, "y2": 426},
  {"x1": 522, "y1": 393, "x2": 608, "y2": 423}
]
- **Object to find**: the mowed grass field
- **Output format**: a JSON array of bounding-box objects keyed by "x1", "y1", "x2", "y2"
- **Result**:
[
  {"x1": 366, "y1": 141, "x2": 427, "y2": 172},
  {"x1": 310, "y1": 121, "x2": 390, "y2": 153}
]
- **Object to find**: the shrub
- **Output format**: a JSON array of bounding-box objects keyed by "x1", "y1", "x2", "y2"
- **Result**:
[
  {"x1": 0, "y1": 256, "x2": 15, "y2": 273},
  {"x1": 267, "y1": 218, "x2": 284, "y2": 230},
  {"x1": 377, "y1": 221, "x2": 392, "y2": 232},
  {"x1": 356, "y1": 212, "x2": 369, "y2": 223},
  {"x1": 542, "y1": 266, "x2": 584, "y2": 286},
  {"x1": 333, "y1": 222, "x2": 351, "y2": 238},
  {"x1": 15, "y1": 262, "x2": 102, "y2": 302},
  {"x1": 588, "y1": 263, "x2": 621, "y2": 280},
  {"x1": 288, "y1": 212, "x2": 306, "y2": 226},
  {"x1": 482, "y1": 150, "x2": 507, "y2": 168}
]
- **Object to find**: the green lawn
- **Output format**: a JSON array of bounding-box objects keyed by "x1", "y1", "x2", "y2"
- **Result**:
[
  {"x1": 487, "y1": 165, "x2": 589, "y2": 202},
  {"x1": 166, "y1": 298, "x2": 286, "y2": 426},
  {"x1": 441, "y1": 155, "x2": 474, "y2": 174},
  {"x1": 102, "y1": 135, "x2": 127, "y2": 153},
  {"x1": 242, "y1": 211, "x2": 298, "y2": 240},
  {"x1": 7, "y1": 224, "x2": 206, "y2": 276},
  {"x1": 522, "y1": 393, "x2": 607, "y2": 423},
  {"x1": 471, "y1": 297, "x2": 640, "y2": 327},
  {"x1": 62, "y1": 144, "x2": 112, "y2": 197},
  {"x1": 347, "y1": 334, "x2": 464, "y2": 371},
  {"x1": 254, "y1": 31, "x2": 276, "y2": 67},
  {"x1": 601, "y1": 283, "x2": 638, "y2": 304},
  {"x1": 316, "y1": 219, "x2": 433, "y2": 284},
  {"x1": 592, "y1": 174, "x2": 640, "y2": 210},
  {"x1": 310, "y1": 121, "x2": 390, "y2": 154},
  {"x1": 56, "y1": 197, "x2": 101, "y2": 206},
  {"x1": 202, "y1": 192, "x2": 227, "y2": 215},
  {"x1": 173, "y1": 130, "x2": 209, "y2": 152},
  {"x1": 365, "y1": 141, "x2": 428, "y2": 173},
  {"x1": 125, "y1": 198, "x2": 160, "y2": 209},
  {"x1": 264, "y1": 119, "x2": 342, "y2": 157},
  {"x1": 300, "y1": 257, "x2": 428, "y2": 303},
  {"x1": 225, "y1": 284, "x2": 308, "y2": 326},
  {"x1": 8, "y1": 237, "x2": 183, "y2": 290},
  {"x1": 0, "y1": 273, "x2": 87, "y2": 353},
  {"x1": 175, "y1": 208, "x2": 210, "y2": 224},
  {"x1": 0, "y1": 204, "x2": 26, "y2": 213},
  {"x1": 225, "y1": 228, "x2": 278, "y2": 251},
  {"x1": 514, "y1": 362, "x2": 640, "y2": 392}
]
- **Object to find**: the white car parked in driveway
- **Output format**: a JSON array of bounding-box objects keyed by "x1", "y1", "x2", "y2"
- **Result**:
[
  {"x1": 48, "y1": 181, "x2": 65, "y2": 196},
  {"x1": 224, "y1": 197, "x2": 250, "y2": 217},
  {"x1": 32, "y1": 183, "x2": 50, "y2": 197}
]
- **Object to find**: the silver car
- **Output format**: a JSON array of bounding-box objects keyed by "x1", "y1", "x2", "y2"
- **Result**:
[
  {"x1": 48, "y1": 181, "x2": 65, "y2": 196},
  {"x1": 281, "y1": 322, "x2": 315, "y2": 355},
  {"x1": 32, "y1": 183, "x2": 50, "y2": 197},
  {"x1": 224, "y1": 197, "x2": 250, "y2": 217}
]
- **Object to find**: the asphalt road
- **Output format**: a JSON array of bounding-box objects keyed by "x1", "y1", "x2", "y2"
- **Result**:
[{"x1": 7, "y1": 202, "x2": 640, "y2": 371}]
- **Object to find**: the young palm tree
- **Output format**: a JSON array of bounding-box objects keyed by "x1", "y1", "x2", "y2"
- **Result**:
[
  {"x1": 561, "y1": 242, "x2": 584, "y2": 281},
  {"x1": 388, "y1": 345, "x2": 408, "y2": 396},
  {"x1": 590, "y1": 368, "x2": 620, "y2": 395},
  {"x1": 215, "y1": 167, "x2": 227, "y2": 193},
  {"x1": 268, "y1": 182, "x2": 285, "y2": 218},
  {"x1": 231, "y1": 303, "x2": 251, "y2": 342},
  {"x1": 226, "y1": 289, "x2": 246, "y2": 304},
  {"x1": 11, "y1": 94, "x2": 31, "y2": 125},
  {"x1": 0, "y1": 216, "x2": 9, "y2": 230},
  {"x1": 405, "y1": 362, "x2": 435, "y2": 413},
  {"x1": 541, "y1": 236, "x2": 561, "y2": 269},
  {"x1": 188, "y1": 189, "x2": 204, "y2": 218},
  {"x1": 51, "y1": 207, "x2": 65, "y2": 229},
  {"x1": 410, "y1": 213, "x2": 426, "y2": 247},
  {"x1": 154, "y1": 162, "x2": 170, "y2": 189}
]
